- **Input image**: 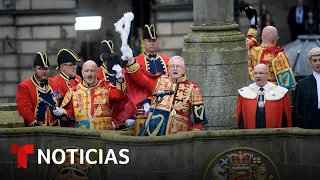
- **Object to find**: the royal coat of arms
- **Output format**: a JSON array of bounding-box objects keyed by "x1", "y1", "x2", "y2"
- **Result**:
[{"x1": 203, "y1": 148, "x2": 280, "y2": 180}]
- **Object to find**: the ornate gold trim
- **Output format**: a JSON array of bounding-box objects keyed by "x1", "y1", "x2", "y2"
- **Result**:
[
  {"x1": 116, "y1": 80, "x2": 126, "y2": 92},
  {"x1": 125, "y1": 60, "x2": 140, "y2": 73},
  {"x1": 101, "y1": 40, "x2": 114, "y2": 53},
  {"x1": 247, "y1": 28, "x2": 257, "y2": 37},
  {"x1": 37, "y1": 52, "x2": 49, "y2": 68}
]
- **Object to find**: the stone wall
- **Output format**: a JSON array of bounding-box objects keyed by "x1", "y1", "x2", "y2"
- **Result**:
[
  {"x1": 0, "y1": 0, "x2": 133, "y2": 103},
  {"x1": 0, "y1": 127, "x2": 320, "y2": 179},
  {"x1": 0, "y1": 0, "x2": 77, "y2": 103},
  {"x1": 154, "y1": 0, "x2": 193, "y2": 57}
]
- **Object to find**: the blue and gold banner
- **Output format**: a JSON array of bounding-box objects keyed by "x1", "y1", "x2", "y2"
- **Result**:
[
  {"x1": 272, "y1": 53, "x2": 295, "y2": 89},
  {"x1": 139, "y1": 108, "x2": 170, "y2": 136}
]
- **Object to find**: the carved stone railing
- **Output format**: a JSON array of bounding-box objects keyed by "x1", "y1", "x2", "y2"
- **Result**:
[{"x1": 0, "y1": 127, "x2": 319, "y2": 180}]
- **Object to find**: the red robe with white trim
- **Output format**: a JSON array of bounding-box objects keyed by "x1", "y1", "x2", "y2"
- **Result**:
[{"x1": 236, "y1": 83, "x2": 292, "y2": 129}]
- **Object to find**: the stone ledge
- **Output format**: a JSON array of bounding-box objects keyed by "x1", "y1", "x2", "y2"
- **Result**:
[
  {"x1": 1, "y1": 122, "x2": 318, "y2": 141},
  {"x1": 0, "y1": 103, "x2": 17, "y2": 111},
  {"x1": 0, "y1": 127, "x2": 317, "y2": 142},
  {"x1": 0, "y1": 111, "x2": 24, "y2": 128},
  {"x1": 184, "y1": 24, "x2": 246, "y2": 43},
  {"x1": 101, "y1": 128, "x2": 320, "y2": 143},
  {"x1": 190, "y1": 24, "x2": 240, "y2": 31},
  {"x1": 0, "y1": 126, "x2": 132, "y2": 137}
]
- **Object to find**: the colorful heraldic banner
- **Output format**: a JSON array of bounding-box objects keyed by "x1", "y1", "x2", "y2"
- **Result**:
[{"x1": 273, "y1": 53, "x2": 295, "y2": 89}]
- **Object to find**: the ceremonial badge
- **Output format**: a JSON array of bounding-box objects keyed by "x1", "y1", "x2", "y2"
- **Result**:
[{"x1": 51, "y1": 90, "x2": 62, "y2": 100}]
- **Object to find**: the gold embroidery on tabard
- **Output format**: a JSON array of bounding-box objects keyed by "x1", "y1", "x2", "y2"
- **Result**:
[
  {"x1": 146, "y1": 113, "x2": 165, "y2": 136},
  {"x1": 166, "y1": 83, "x2": 194, "y2": 134},
  {"x1": 167, "y1": 114, "x2": 189, "y2": 134},
  {"x1": 172, "y1": 83, "x2": 193, "y2": 113},
  {"x1": 194, "y1": 105, "x2": 204, "y2": 120}
]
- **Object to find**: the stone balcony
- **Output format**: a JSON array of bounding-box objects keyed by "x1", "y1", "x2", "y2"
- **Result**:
[{"x1": 0, "y1": 127, "x2": 319, "y2": 179}]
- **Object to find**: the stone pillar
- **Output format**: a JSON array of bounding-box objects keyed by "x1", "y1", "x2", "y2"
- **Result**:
[{"x1": 183, "y1": 0, "x2": 248, "y2": 129}]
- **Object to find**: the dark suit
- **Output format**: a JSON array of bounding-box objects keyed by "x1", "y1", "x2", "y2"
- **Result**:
[
  {"x1": 305, "y1": 19, "x2": 317, "y2": 34},
  {"x1": 288, "y1": 5, "x2": 309, "y2": 41},
  {"x1": 294, "y1": 74, "x2": 320, "y2": 128}
]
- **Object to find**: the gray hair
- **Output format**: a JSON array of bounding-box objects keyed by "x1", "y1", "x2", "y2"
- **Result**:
[
  {"x1": 308, "y1": 47, "x2": 320, "y2": 60},
  {"x1": 168, "y1": 56, "x2": 185, "y2": 66}
]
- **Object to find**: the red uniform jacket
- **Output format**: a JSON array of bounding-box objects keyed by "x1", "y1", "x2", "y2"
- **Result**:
[
  {"x1": 16, "y1": 76, "x2": 64, "y2": 126},
  {"x1": 52, "y1": 72, "x2": 82, "y2": 95},
  {"x1": 236, "y1": 83, "x2": 292, "y2": 129},
  {"x1": 126, "y1": 53, "x2": 169, "y2": 105},
  {"x1": 97, "y1": 64, "x2": 136, "y2": 126}
]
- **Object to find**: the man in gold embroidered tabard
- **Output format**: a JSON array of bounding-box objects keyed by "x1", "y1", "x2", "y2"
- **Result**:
[
  {"x1": 60, "y1": 60, "x2": 126, "y2": 130},
  {"x1": 240, "y1": 1, "x2": 295, "y2": 89},
  {"x1": 123, "y1": 54, "x2": 208, "y2": 136}
]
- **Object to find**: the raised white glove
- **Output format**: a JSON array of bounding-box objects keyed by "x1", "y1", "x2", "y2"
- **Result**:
[
  {"x1": 112, "y1": 121, "x2": 116, "y2": 130},
  {"x1": 120, "y1": 45, "x2": 133, "y2": 61},
  {"x1": 125, "y1": 119, "x2": 135, "y2": 127},
  {"x1": 53, "y1": 107, "x2": 63, "y2": 116},
  {"x1": 112, "y1": 64, "x2": 122, "y2": 78},
  {"x1": 250, "y1": 15, "x2": 258, "y2": 26},
  {"x1": 143, "y1": 102, "x2": 150, "y2": 112}
]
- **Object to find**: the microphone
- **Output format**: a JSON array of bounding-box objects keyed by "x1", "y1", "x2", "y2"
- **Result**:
[{"x1": 152, "y1": 90, "x2": 174, "y2": 97}]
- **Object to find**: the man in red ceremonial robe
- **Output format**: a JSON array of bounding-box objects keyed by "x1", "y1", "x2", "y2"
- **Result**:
[
  {"x1": 236, "y1": 64, "x2": 292, "y2": 129},
  {"x1": 16, "y1": 52, "x2": 65, "y2": 126},
  {"x1": 53, "y1": 48, "x2": 82, "y2": 95}
]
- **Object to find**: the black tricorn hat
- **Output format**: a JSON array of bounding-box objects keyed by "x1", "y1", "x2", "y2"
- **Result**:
[
  {"x1": 143, "y1": 24, "x2": 157, "y2": 40},
  {"x1": 101, "y1": 52, "x2": 126, "y2": 69},
  {"x1": 56, "y1": 48, "x2": 80, "y2": 69},
  {"x1": 100, "y1": 40, "x2": 115, "y2": 55},
  {"x1": 33, "y1": 52, "x2": 49, "y2": 68}
]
